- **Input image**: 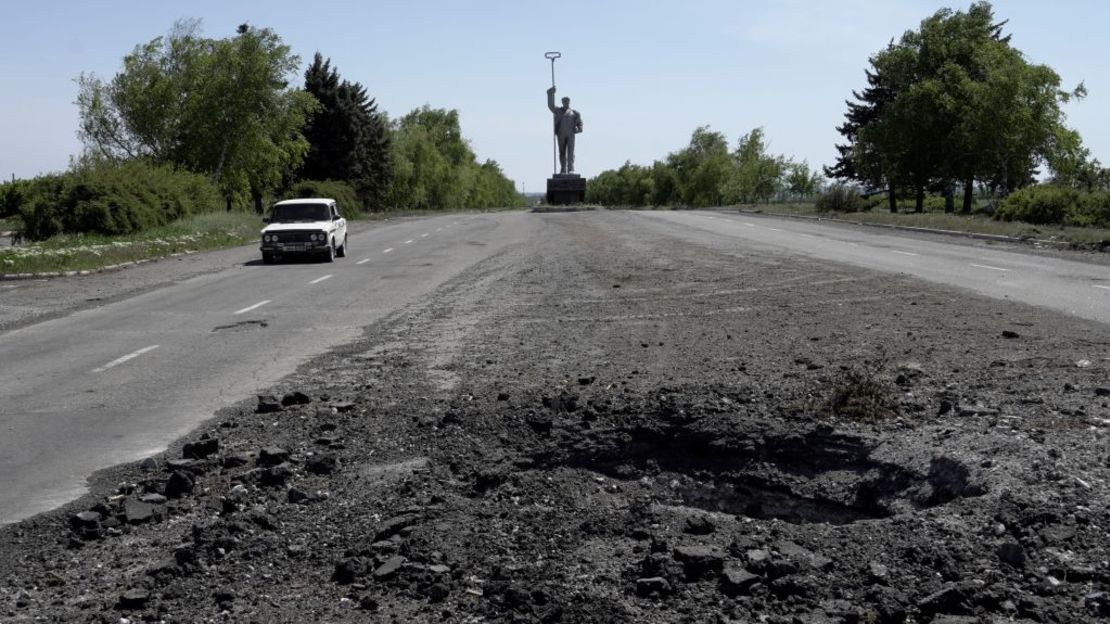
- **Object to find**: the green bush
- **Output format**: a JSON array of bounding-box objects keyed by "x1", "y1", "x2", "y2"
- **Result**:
[
  {"x1": 287, "y1": 180, "x2": 362, "y2": 215},
  {"x1": 1074, "y1": 191, "x2": 1110, "y2": 228},
  {"x1": 994, "y1": 185, "x2": 1080, "y2": 225},
  {"x1": 815, "y1": 184, "x2": 865, "y2": 213},
  {"x1": 0, "y1": 179, "x2": 29, "y2": 219},
  {"x1": 17, "y1": 160, "x2": 221, "y2": 241}
]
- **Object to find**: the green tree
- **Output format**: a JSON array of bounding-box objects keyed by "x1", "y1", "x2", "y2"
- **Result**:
[
  {"x1": 829, "y1": 2, "x2": 1085, "y2": 214},
  {"x1": 76, "y1": 20, "x2": 316, "y2": 211},
  {"x1": 387, "y1": 106, "x2": 522, "y2": 210},
  {"x1": 785, "y1": 161, "x2": 823, "y2": 199},
  {"x1": 722, "y1": 127, "x2": 787, "y2": 204},
  {"x1": 664, "y1": 126, "x2": 731, "y2": 207},
  {"x1": 300, "y1": 53, "x2": 392, "y2": 210}
]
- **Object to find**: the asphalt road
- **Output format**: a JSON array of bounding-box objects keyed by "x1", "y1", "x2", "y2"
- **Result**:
[
  {"x1": 1, "y1": 208, "x2": 1108, "y2": 525},
  {"x1": 0, "y1": 213, "x2": 537, "y2": 524},
  {"x1": 638, "y1": 210, "x2": 1110, "y2": 325}
]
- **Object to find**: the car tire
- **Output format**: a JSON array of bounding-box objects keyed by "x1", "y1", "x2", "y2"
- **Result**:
[
  {"x1": 336, "y1": 235, "x2": 347, "y2": 258},
  {"x1": 324, "y1": 240, "x2": 335, "y2": 263}
]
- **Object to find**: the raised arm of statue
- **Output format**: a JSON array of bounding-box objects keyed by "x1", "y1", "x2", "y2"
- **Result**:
[{"x1": 546, "y1": 87, "x2": 558, "y2": 114}]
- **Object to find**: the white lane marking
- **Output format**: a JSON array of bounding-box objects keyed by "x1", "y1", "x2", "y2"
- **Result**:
[
  {"x1": 891, "y1": 250, "x2": 919, "y2": 257},
  {"x1": 799, "y1": 233, "x2": 816, "y2": 239},
  {"x1": 1095, "y1": 285, "x2": 1110, "y2": 291},
  {"x1": 404, "y1": 239, "x2": 414, "y2": 245},
  {"x1": 383, "y1": 248, "x2": 393, "y2": 254},
  {"x1": 767, "y1": 228, "x2": 782, "y2": 232},
  {"x1": 234, "y1": 300, "x2": 271, "y2": 315},
  {"x1": 93, "y1": 345, "x2": 160, "y2": 373},
  {"x1": 744, "y1": 223, "x2": 755, "y2": 227},
  {"x1": 421, "y1": 233, "x2": 429, "y2": 238},
  {"x1": 309, "y1": 274, "x2": 333, "y2": 284},
  {"x1": 969, "y1": 263, "x2": 1010, "y2": 272},
  {"x1": 356, "y1": 258, "x2": 371, "y2": 265},
  {"x1": 436, "y1": 228, "x2": 443, "y2": 232}
]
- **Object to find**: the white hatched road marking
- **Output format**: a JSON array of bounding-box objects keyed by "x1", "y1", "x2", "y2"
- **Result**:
[
  {"x1": 356, "y1": 258, "x2": 370, "y2": 265},
  {"x1": 744, "y1": 223, "x2": 755, "y2": 227},
  {"x1": 309, "y1": 274, "x2": 333, "y2": 284},
  {"x1": 969, "y1": 264, "x2": 1010, "y2": 272},
  {"x1": 383, "y1": 248, "x2": 393, "y2": 254},
  {"x1": 891, "y1": 250, "x2": 919, "y2": 257},
  {"x1": 404, "y1": 239, "x2": 414, "y2": 244},
  {"x1": 1095, "y1": 285, "x2": 1110, "y2": 291},
  {"x1": 233, "y1": 300, "x2": 271, "y2": 315},
  {"x1": 92, "y1": 345, "x2": 160, "y2": 373},
  {"x1": 421, "y1": 233, "x2": 429, "y2": 238}
]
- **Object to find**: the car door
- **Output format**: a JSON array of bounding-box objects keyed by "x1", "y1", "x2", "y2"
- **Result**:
[{"x1": 332, "y1": 203, "x2": 346, "y2": 240}]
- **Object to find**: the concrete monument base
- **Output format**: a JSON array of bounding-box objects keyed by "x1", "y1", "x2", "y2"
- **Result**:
[{"x1": 546, "y1": 174, "x2": 586, "y2": 205}]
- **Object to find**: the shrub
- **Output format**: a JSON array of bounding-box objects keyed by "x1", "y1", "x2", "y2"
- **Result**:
[
  {"x1": 1074, "y1": 191, "x2": 1110, "y2": 228},
  {"x1": 0, "y1": 179, "x2": 29, "y2": 219},
  {"x1": 994, "y1": 185, "x2": 1080, "y2": 225},
  {"x1": 17, "y1": 160, "x2": 221, "y2": 240},
  {"x1": 815, "y1": 184, "x2": 865, "y2": 213},
  {"x1": 287, "y1": 180, "x2": 361, "y2": 215},
  {"x1": 822, "y1": 364, "x2": 900, "y2": 422}
]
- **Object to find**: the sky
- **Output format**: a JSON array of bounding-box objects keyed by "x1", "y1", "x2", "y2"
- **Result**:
[{"x1": 0, "y1": 0, "x2": 1107, "y2": 193}]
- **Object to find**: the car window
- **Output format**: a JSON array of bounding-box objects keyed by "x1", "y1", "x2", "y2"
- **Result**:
[{"x1": 270, "y1": 203, "x2": 331, "y2": 222}]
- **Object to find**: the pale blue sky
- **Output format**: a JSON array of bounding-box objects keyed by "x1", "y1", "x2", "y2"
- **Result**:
[{"x1": 0, "y1": 1, "x2": 1105, "y2": 193}]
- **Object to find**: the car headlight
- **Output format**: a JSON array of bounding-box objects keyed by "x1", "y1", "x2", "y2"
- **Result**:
[{"x1": 264, "y1": 234, "x2": 272, "y2": 242}]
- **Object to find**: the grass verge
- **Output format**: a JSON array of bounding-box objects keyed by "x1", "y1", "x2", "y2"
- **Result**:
[
  {"x1": 737, "y1": 203, "x2": 1110, "y2": 247},
  {"x1": 1, "y1": 212, "x2": 261, "y2": 274}
]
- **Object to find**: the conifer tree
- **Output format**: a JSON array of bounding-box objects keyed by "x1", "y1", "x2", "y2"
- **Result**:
[{"x1": 301, "y1": 53, "x2": 392, "y2": 210}]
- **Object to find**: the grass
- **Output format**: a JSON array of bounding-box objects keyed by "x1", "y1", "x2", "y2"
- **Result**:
[
  {"x1": 0, "y1": 211, "x2": 262, "y2": 274},
  {"x1": 736, "y1": 203, "x2": 1110, "y2": 247}
]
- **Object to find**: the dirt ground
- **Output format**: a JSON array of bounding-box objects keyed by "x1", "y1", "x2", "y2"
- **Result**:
[{"x1": 2, "y1": 211, "x2": 1109, "y2": 623}]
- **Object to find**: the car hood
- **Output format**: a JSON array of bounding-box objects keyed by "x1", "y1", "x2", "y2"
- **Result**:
[{"x1": 261, "y1": 222, "x2": 331, "y2": 233}]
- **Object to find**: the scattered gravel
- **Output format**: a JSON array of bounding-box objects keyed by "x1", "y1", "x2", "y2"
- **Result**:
[{"x1": 2, "y1": 212, "x2": 1108, "y2": 622}]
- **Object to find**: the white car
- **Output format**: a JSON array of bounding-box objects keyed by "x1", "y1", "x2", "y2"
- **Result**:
[{"x1": 260, "y1": 198, "x2": 348, "y2": 264}]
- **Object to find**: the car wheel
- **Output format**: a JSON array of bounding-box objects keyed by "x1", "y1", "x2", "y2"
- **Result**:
[
  {"x1": 336, "y1": 235, "x2": 347, "y2": 258},
  {"x1": 262, "y1": 252, "x2": 275, "y2": 264},
  {"x1": 324, "y1": 240, "x2": 335, "y2": 263}
]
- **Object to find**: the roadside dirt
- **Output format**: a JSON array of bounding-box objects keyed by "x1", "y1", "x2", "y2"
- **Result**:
[{"x1": 2, "y1": 211, "x2": 1109, "y2": 623}]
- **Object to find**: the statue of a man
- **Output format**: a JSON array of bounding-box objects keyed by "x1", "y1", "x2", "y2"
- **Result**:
[{"x1": 547, "y1": 87, "x2": 583, "y2": 174}]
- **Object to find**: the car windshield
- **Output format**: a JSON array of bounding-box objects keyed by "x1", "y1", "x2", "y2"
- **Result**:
[{"x1": 270, "y1": 203, "x2": 330, "y2": 222}]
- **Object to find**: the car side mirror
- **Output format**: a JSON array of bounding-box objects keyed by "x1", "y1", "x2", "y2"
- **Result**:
[{"x1": 332, "y1": 215, "x2": 340, "y2": 221}]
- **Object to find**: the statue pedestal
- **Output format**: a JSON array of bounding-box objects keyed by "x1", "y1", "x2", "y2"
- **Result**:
[{"x1": 546, "y1": 174, "x2": 586, "y2": 205}]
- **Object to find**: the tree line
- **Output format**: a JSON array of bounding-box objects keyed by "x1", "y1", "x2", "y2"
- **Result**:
[
  {"x1": 587, "y1": 126, "x2": 822, "y2": 207},
  {"x1": 588, "y1": 1, "x2": 1107, "y2": 225},
  {"x1": 4, "y1": 19, "x2": 523, "y2": 239},
  {"x1": 827, "y1": 1, "x2": 1105, "y2": 213}
]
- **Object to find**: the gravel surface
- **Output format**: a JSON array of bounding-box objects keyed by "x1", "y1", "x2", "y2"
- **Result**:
[{"x1": 2, "y1": 211, "x2": 1109, "y2": 623}]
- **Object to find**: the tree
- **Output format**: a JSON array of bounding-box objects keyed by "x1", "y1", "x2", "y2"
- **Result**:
[
  {"x1": 663, "y1": 126, "x2": 731, "y2": 207},
  {"x1": 300, "y1": 53, "x2": 392, "y2": 210},
  {"x1": 828, "y1": 2, "x2": 1085, "y2": 214},
  {"x1": 826, "y1": 62, "x2": 897, "y2": 212},
  {"x1": 387, "y1": 106, "x2": 522, "y2": 210},
  {"x1": 785, "y1": 161, "x2": 823, "y2": 199},
  {"x1": 722, "y1": 127, "x2": 787, "y2": 204},
  {"x1": 76, "y1": 20, "x2": 316, "y2": 210}
]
